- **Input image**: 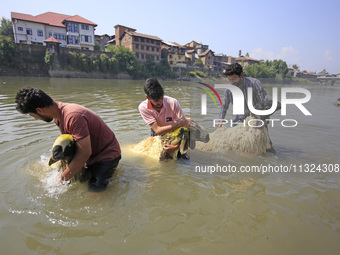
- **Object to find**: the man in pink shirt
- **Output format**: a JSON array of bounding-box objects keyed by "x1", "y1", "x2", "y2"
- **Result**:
[
  {"x1": 138, "y1": 78, "x2": 190, "y2": 153},
  {"x1": 15, "y1": 87, "x2": 121, "y2": 192}
]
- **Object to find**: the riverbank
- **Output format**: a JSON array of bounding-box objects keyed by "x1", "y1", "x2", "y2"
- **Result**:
[{"x1": 0, "y1": 65, "x2": 327, "y2": 86}]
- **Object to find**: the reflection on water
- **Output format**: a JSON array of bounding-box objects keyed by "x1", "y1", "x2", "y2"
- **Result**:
[{"x1": 0, "y1": 76, "x2": 340, "y2": 254}]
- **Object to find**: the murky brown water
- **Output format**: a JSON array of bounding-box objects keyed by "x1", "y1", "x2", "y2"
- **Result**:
[{"x1": 0, "y1": 76, "x2": 339, "y2": 254}]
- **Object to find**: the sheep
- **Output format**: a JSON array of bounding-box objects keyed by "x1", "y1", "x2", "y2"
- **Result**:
[
  {"x1": 130, "y1": 121, "x2": 209, "y2": 160},
  {"x1": 195, "y1": 100, "x2": 280, "y2": 155}
]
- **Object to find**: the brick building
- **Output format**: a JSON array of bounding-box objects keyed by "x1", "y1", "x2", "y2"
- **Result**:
[{"x1": 114, "y1": 25, "x2": 162, "y2": 63}]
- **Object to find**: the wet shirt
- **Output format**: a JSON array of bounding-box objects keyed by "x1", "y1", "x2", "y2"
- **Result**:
[
  {"x1": 138, "y1": 96, "x2": 185, "y2": 127},
  {"x1": 54, "y1": 102, "x2": 121, "y2": 165},
  {"x1": 219, "y1": 77, "x2": 268, "y2": 121}
]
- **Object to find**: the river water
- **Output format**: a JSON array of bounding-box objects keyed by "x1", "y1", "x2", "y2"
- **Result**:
[{"x1": 0, "y1": 76, "x2": 339, "y2": 254}]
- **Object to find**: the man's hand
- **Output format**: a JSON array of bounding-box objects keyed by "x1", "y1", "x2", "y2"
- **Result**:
[
  {"x1": 60, "y1": 135, "x2": 91, "y2": 182},
  {"x1": 163, "y1": 143, "x2": 180, "y2": 153},
  {"x1": 178, "y1": 118, "x2": 190, "y2": 129}
]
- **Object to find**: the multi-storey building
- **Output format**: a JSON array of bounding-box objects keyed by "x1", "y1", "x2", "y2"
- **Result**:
[
  {"x1": 199, "y1": 49, "x2": 215, "y2": 66},
  {"x1": 11, "y1": 11, "x2": 97, "y2": 50},
  {"x1": 114, "y1": 25, "x2": 162, "y2": 63},
  {"x1": 214, "y1": 54, "x2": 235, "y2": 72},
  {"x1": 161, "y1": 41, "x2": 186, "y2": 66}
]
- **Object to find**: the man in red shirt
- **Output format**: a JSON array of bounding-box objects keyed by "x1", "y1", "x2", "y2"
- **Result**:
[{"x1": 15, "y1": 87, "x2": 121, "y2": 192}]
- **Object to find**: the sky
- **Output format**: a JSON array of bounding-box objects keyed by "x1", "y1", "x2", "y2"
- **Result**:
[{"x1": 2, "y1": 0, "x2": 340, "y2": 74}]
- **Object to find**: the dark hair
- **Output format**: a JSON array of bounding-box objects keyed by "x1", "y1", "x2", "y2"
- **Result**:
[
  {"x1": 144, "y1": 78, "x2": 164, "y2": 100},
  {"x1": 15, "y1": 87, "x2": 54, "y2": 114},
  {"x1": 223, "y1": 63, "x2": 243, "y2": 76}
]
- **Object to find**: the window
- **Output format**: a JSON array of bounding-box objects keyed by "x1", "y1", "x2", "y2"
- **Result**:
[
  {"x1": 18, "y1": 27, "x2": 23, "y2": 31},
  {"x1": 67, "y1": 35, "x2": 79, "y2": 45},
  {"x1": 140, "y1": 38, "x2": 145, "y2": 42},
  {"x1": 81, "y1": 24, "x2": 89, "y2": 30},
  {"x1": 53, "y1": 33, "x2": 66, "y2": 41},
  {"x1": 146, "y1": 46, "x2": 149, "y2": 51},
  {"x1": 26, "y1": 28, "x2": 32, "y2": 35},
  {"x1": 134, "y1": 37, "x2": 139, "y2": 42},
  {"x1": 141, "y1": 45, "x2": 144, "y2": 50},
  {"x1": 135, "y1": 44, "x2": 139, "y2": 49},
  {"x1": 37, "y1": 30, "x2": 43, "y2": 37},
  {"x1": 67, "y1": 23, "x2": 79, "y2": 33},
  {"x1": 49, "y1": 32, "x2": 52, "y2": 38},
  {"x1": 81, "y1": 35, "x2": 92, "y2": 43}
]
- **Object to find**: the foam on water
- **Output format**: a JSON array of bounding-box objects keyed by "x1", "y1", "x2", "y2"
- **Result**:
[{"x1": 26, "y1": 154, "x2": 73, "y2": 197}]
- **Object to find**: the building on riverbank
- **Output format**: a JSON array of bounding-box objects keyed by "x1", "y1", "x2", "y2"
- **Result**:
[
  {"x1": 114, "y1": 24, "x2": 162, "y2": 63},
  {"x1": 11, "y1": 11, "x2": 97, "y2": 50},
  {"x1": 161, "y1": 41, "x2": 186, "y2": 66}
]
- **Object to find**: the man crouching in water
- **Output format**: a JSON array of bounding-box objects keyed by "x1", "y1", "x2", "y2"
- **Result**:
[
  {"x1": 15, "y1": 87, "x2": 121, "y2": 192},
  {"x1": 138, "y1": 78, "x2": 191, "y2": 157}
]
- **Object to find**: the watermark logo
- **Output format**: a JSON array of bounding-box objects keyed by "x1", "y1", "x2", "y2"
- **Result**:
[
  {"x1": 197, "y1": 83, "x2": 311, "y2": 116},
  {"x1": 196, "y1": 82, "x2": 312, "y2": 128},
  {"x1": 196, "y1": 82, "x2": 222, "y2": 114}
]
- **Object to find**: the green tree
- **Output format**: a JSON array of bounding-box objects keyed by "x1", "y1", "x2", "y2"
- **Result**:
[
  {"x1": 100, "y1": 53, "x2": 110, "y2": 72},
  {"x1": 0, "y1": 17, "x2": 13, "y2": 38},
  {"x1": 292, "y1": 64, "x2": 299, "y2": 71},
  {"x1": 94, "y1": 41, "x2": 101, "y2": 51},
  {"x1": 0, "y1": 35, "x2": 17, "y2": 66},
  {"x1": 194, "y1": 57, "x2": 203, "y2": 67},
  {"x1": 80, "y1": 53, "x2": 92, "y2": 72},
  {"x1": 243, "y1": 59, "x2": 291, "y2": 80},
  {"x1": 45, "y1": 51, "x2": 54, "y2": 70},
  {"x1": 109, "y1": 57, "x2": 119, "y2": 74},
  {"x1": 105, "y1": 45, "x2": 139, "y2": 74}
]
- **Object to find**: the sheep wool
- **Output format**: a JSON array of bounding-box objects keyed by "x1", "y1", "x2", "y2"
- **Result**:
[
  {"x1": 195, "y1": 116, "x2": 272, "y2": 155},
  {"x1": 130, "y1": 136, "x2": 164, "y2": 160}
]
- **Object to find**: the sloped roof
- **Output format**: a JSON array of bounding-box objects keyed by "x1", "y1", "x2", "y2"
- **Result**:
[
  {"x1": 199, "y1": 49, "x2": 214, "y2": 57},
  {"x1": 186, "y1": 49, "x2": 196, "y2": 54},
  {"x1": 235, "y1": 55, "x2": 259, "y2": 62},
  {"x1": 184, "y1": 40, "x2": 199, "y2": 47},
  {"x1": 114, "y1": 24, "x2": 136, "y2": 31},
  {"x1": 11, "y1": 11, "x2": 97, "y2": 28},
  {"x1": 125, "y1": 30, "x2": 162, "y2": 41},
  {"x1": 163, "y1": 41, "x2": 185, "y2": 48},
  {"x1": 44, "y1": 36, "x2": 61, "y2": 43}
]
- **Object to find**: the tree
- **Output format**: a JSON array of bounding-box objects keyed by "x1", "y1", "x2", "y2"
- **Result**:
[
  {"x1": 292, "y1": 64, "x2": 299, "y2": 71},
  {"x1": 0, "y1": 17, "x2": 13, "y2": 38},
  {"x1": 94, "y1": 41, "x2": 101, "y2": 51},
  {"x1": 193, "y1": 57, "x2": 203, "y2": 67},
  {"x1": 0, "y1": 35, "x2": 17, "y2": 66},
  {"x1": 243, "y1": 59, "x2": 291, "y2": 80},
  {"x1": 239, "y1": 50, "x2": 242, "y2": 57},
  {"x1": 105, "y1": 45, "x2": 139, "y2": 74}
]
